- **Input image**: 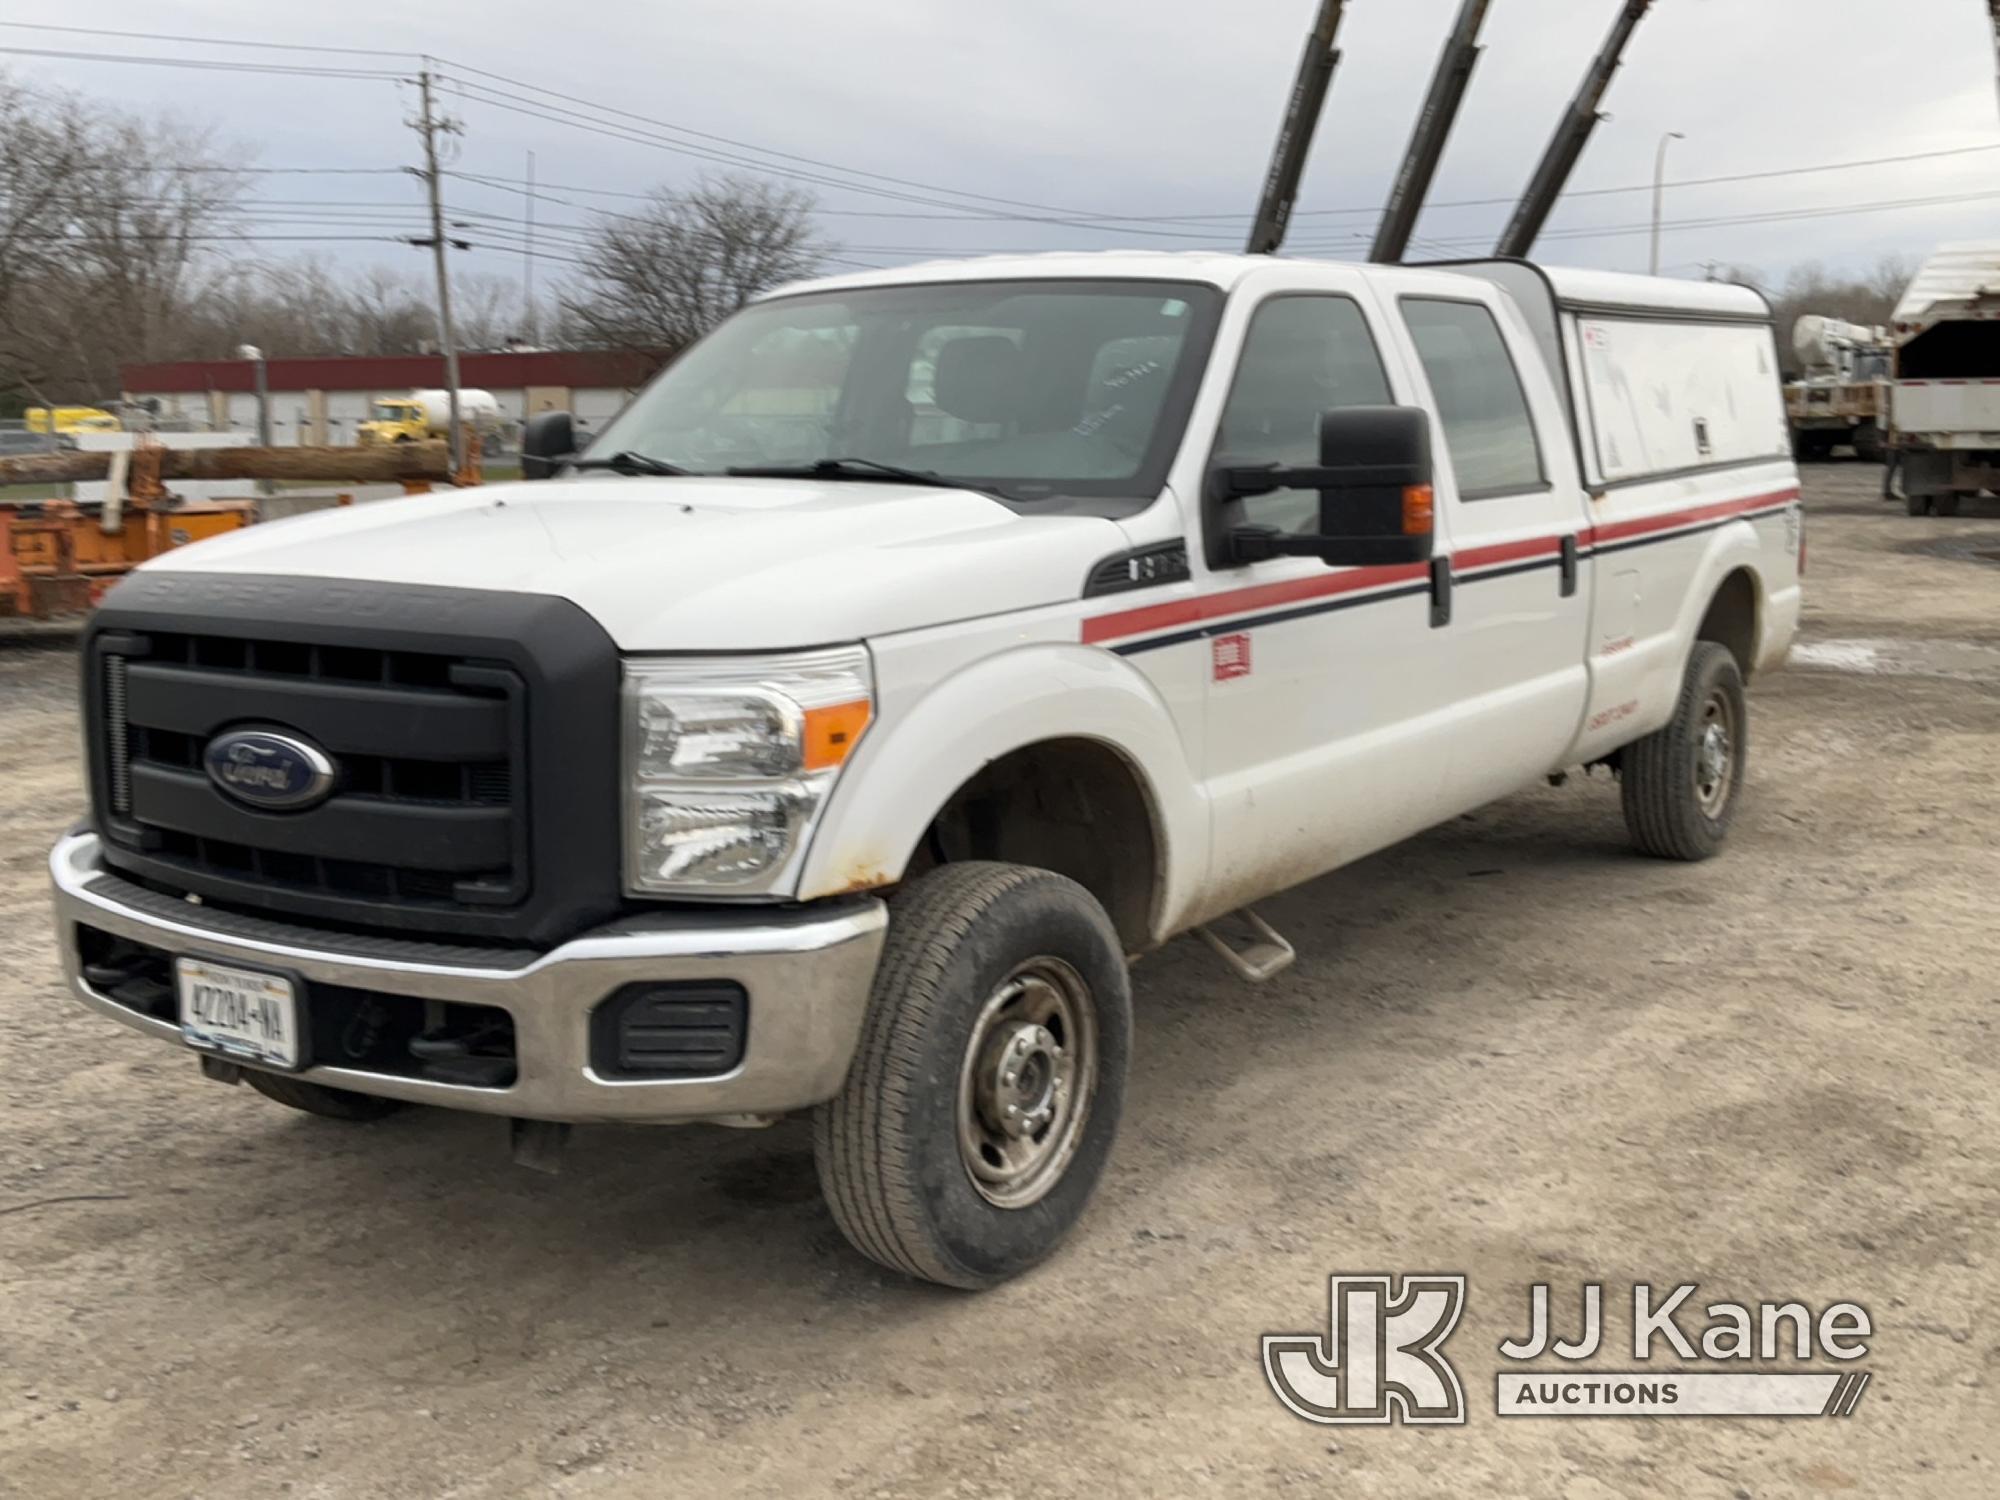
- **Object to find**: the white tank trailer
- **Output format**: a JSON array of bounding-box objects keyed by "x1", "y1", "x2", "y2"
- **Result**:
[{"x1": 1784, "y1": 316, "x2": 1892, "y2": 464}]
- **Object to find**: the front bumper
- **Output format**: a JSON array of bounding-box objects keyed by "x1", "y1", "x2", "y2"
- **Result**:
[{"x1": 50, "y1": 831, "x2": 887, "y2": 1124}]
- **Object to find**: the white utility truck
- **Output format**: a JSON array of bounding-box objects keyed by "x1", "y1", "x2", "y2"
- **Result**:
[
  {"x1": 1890, "y1": 241, "x2": 2000, "y2": 515},
  {"x1": 52, "y1": 253, "x2": 1801, "y2": 1287}
]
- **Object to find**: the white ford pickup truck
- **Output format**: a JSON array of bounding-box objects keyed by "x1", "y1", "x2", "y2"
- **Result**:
[{"x1": 52, "y1": 252, "x2": 1801, "y2": 1287}]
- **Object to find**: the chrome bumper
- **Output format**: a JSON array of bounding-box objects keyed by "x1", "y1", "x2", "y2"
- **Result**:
[{"x1": 49, "y1": 832, "x2": 887, "y2": 1124}]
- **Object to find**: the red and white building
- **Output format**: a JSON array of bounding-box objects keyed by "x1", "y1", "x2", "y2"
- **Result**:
[{"x1": 119, "y1": 349, "x2": 669, "y2": 444}]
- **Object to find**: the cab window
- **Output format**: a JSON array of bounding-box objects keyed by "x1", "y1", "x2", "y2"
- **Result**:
[
  {"x1": 1215, "y1": 295, "x2": 1392, "y2": 535},
  {"x1": 1400, "y1": 298, "x2": 1545, "y2": 498}
]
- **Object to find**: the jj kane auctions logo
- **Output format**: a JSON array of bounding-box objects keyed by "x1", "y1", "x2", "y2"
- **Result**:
[{"x1": 1264, "y1": 1276, "x2": 1873, "y2": 1424}]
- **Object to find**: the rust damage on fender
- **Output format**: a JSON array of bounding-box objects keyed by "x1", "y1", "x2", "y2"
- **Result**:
[{"x1": 828, "y1": 859, "x2": 895, "y2": 896}]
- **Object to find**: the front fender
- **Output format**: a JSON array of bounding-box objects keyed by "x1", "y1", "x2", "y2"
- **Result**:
[{"x1": 796, "y1": 642, "x2": 1208, "y2": 943}]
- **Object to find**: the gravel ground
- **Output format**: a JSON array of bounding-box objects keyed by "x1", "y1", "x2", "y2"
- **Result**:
[{"x1": 3, "y1": 464, "x2": 1998, "y2": 1499}]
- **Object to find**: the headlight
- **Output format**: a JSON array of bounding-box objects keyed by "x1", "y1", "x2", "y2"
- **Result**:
[{"x1": 623, "y1": 646, "x2": 873, "y2": 895}]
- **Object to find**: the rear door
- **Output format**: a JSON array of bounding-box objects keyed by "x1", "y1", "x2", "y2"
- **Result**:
[{"x1": 1385, "y1": 285, "x2": 1593, "y2": 806}]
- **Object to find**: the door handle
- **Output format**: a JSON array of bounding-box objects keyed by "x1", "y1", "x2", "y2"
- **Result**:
[
  {"x1": 1429, "y1": 555, "x2": 1452, "y2": 629},
  {"x1": 1560, "y1": 535, "x2": 1579, "y2": 598}
]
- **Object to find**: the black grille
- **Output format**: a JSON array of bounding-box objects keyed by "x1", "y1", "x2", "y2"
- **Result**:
[
  {"x1": 84, "y1": 571, "x2": 625, "y2": 946},
  {"x1": 96, "y1": 631, "x2": 527, "y2": 918}
]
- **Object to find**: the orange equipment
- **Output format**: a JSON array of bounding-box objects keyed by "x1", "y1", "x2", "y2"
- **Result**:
[{"x1": 0, "y1": 442, "x2": 255, "y2": 621}]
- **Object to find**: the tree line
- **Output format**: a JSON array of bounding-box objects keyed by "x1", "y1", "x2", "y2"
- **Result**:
[
  {"x1": 1721, "y1": 257, "x2": 1921, "y2": 371},
  {"x1": 0, "y1": 73, "x2": 830, "y2": 410}
]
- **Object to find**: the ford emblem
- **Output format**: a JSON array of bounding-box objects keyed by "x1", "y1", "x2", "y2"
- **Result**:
[{"x1": 203, "y1": 728, "x2": 338, "y2": 811}]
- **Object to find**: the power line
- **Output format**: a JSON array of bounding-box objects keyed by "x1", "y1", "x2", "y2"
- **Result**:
[
  {"x1": 1288, "y1": 184, "x2": 2000, "y2": 253},
  {"x1": 0, "y1": 45, "x2": 404, "y2": 79},
  {"x1": 17, "y1": 17, "x2": 2000, "y2": 237},
  {"x1": 432, "y1": 56, "x2": 1181, "y2": 225},
  {"x1": 0, "y1": 21, "x2": 411, "y2": 59},
  {"x1": 101, "y1": 166, "x2": 411, "y2": 177},
  {"x1": 438, "y1": 77, "x2": 1227, "y2": 238}
]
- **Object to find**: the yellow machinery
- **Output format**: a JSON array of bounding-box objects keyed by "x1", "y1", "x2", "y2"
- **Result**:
[
  {"x1": 24, "y1": 406, "x2": 123, "y2": 435},
  {"x1": 357, "y1": 396, "x2": 431, "y2": 445}
]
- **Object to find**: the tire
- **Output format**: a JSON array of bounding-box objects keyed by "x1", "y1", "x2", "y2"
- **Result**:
[
  {"x1": 1621, "y1": 642, "x2": 1748, "y2": 862},
  {"x1": 1906, "y1": 491, "x2": 1933, "y2": 517},
  {"x1": 1935, "y1": 492, "x2": 1963, "y2": 517},
  {"x1": 1852, "y1": 422, "x2": 1885, "y2": 464},
  {"x1": 814, "y1": 862, "x2": 1132, "y2": 1289},
  {"x1": 244, "y1": 1069, "x2": 404, "y2": 1121}
]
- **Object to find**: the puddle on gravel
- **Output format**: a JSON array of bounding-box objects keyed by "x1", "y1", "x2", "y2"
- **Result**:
[{"x1": 1791, "y1": 637, "x2": 2000, "y2": 682}]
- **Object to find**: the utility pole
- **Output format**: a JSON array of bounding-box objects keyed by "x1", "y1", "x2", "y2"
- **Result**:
[
  {"x1": 1245, "y1": 0, "x2": 1349, "y2": 255},
  {"x1": 1370, "y1": 0, "x2": 1490, "y2": 264},
  {"x1": 523, "y1": 149, "x2": 537, "y2": 344},
  {"x1": 1495, "y1": 0, "x2": 1654, "y2": 260},
  {"x1": 412, "y1": 66, "x2": 465, "y2": 471}
]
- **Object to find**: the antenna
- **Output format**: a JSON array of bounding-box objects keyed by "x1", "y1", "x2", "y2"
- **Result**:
[{"x1": 1371, "y1": 0, "x2": 1491, "y2": 264}]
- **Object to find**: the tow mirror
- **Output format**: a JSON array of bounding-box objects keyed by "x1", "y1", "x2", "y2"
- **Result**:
[
  {"x1": 520, "y1": 410, "x2": 577, "y2": 480},
  {"x1": 1216, "y1": 405, "x2": 1436, "y2": 567}
]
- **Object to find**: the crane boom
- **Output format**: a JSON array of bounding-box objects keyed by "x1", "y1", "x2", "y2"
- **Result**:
[
  {"x1": 1494, "y1": 0, "x2": 1654, "y2": 260},
  {"x1": 1990, "y1": 0, "x2": 2000, "y2": 119},
  {"x1": 1370, "y1": 0, "x2": 1492, "y2": 263},
  {"x1": 1245, "y1": 0, "x2": 1348, "y2": 255}
]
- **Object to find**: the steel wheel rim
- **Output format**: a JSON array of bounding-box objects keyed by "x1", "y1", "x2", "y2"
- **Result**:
[
  {"x1": 955, "y1": 956, "x2": 1098, "y2": 1209},
  {"x1": 1693, "y1": 686, "x2": 1738, "y2": 817}
]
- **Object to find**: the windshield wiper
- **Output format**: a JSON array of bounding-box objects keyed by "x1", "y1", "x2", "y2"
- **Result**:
[
  {"x1": 568, "y1": 451, "x2": 694, "y2": 477},
  {"x1": 724, "y1": 456, "x2": 1010, "y2": 500}
]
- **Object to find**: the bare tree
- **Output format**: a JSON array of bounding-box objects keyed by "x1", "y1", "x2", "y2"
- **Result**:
[
  {"x1": 339, "y1": 264, "x2": 433, "y2": 356},
  {"x1": 451, "y1": 270, "x2": 523, "y2": 350},
  {"x1": 559, "y1": 174, "x2": 829, "y2": 350},
  {"x1": 0, "y1": 73, "x2": 245, "y2": 406},
  {"x1": 1723, "y1": 258, "x2": 1920, "y2": 376}
]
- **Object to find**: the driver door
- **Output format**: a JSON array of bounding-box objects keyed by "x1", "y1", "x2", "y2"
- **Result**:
[{"x1": 1196, "y1": 277, "x2": 1459, "y2": 908}]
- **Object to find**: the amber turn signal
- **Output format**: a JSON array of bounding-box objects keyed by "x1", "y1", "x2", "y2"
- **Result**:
[
  {"x1": 1402, "y1": 483, "x2": 1435, "y2": 536},
  {"x1": 802, "y1": 698, "x2": 873, "y2": 771}
]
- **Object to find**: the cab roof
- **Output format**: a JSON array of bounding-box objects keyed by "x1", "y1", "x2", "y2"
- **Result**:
[{"x1": 765, "y1": 250, "x2": 1773, "y2": 320}]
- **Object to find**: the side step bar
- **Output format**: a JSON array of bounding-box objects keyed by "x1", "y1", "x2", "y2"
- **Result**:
[{"x1": 1193, "y1": 908, "x2": 1296, "y2": 982}]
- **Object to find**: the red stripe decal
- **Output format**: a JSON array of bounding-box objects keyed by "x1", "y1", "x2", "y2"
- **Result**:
[
  {"x1": 1083, "y1": 485, "x2": 1798, "y2": 647},
  {"x1": 1583, "y1": 486, "x2": 1798, "y2": 548},
  {"x1": 1080, "y1": 559, "x2": 1427, "y2": 645},
  {"x1": 1454, "y1": 534, "x2": 1564, "y2": 571}
]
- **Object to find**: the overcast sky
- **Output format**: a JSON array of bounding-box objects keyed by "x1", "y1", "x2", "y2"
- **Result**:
[{"x1": 12, "y1": 0, "x2": 2000, "y2": 301}]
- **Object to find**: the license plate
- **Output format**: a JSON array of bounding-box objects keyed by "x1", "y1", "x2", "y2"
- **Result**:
[{"x1": 176, "y1": 958, "x2": 301, "y2": 1070}]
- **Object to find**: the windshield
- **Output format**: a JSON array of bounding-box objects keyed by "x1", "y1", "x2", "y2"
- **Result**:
[
  {"x1": 579, "y1": 279, "x2": 1223, "y2": 501},
  {"x1": 371, "y1": 401, "x2": 412, "y2": 421}
]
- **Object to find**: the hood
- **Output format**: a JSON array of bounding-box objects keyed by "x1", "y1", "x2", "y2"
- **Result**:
[{"x1": 141, "y1": 477, "x2": 1126, "y2": 650}]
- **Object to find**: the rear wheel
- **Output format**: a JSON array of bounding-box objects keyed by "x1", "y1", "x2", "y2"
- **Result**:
[
  {"x1": 1935, "y1": 492, "x2": 1964, "y2": 517},
  {"x1": 1906, "y1": 490, "x2": 1933, "y2": 517},
  {"x1": 1852, "y1": 422, "x2": 1885, "y2": 464},
  {"x1": 244, "y1": 1070, "x2": 403, "y2": 1121},
  {"x1": 814, "y1": 862, "x2": 1131, "y2": 1289},
  {"x1": 1621, "y1": 642, "x2": 1747, "y2": 862}
]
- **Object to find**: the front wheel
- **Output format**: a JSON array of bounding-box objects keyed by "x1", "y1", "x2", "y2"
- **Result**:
[
  {"x1": 1621, "y1": 642, "x2": 1748, "y2": 861},
  {"x1": 814, "y1": 862, "x2": 1131, "y2": 1289}
]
